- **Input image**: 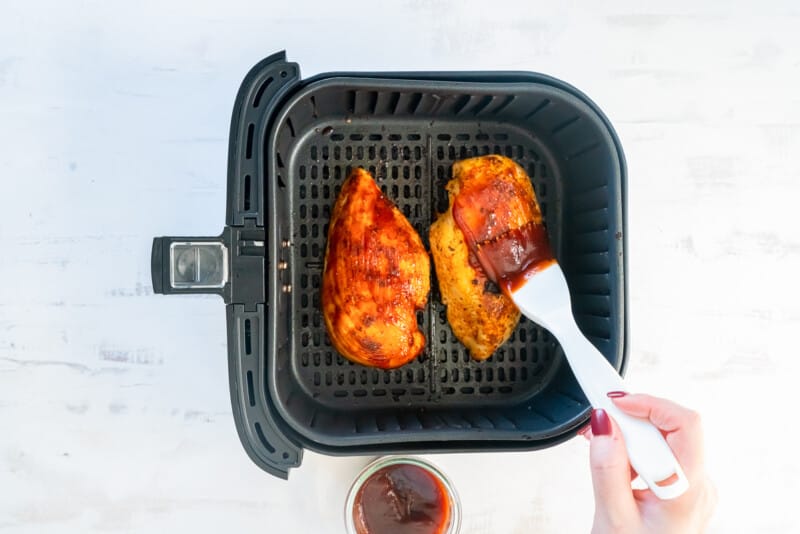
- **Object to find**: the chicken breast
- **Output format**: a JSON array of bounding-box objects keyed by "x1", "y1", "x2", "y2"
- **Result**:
[
  {"x1": 322, "y1": 168, "x2": 430, "y2": 369},
  {"x1": 430, "y1": 155, "x2": 542, "y2": 360}
]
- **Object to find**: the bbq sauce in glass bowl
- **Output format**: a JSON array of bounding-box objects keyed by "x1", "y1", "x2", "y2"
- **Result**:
[{"x1": 346, "y1": 457, "x2": 460, "y2": 534}]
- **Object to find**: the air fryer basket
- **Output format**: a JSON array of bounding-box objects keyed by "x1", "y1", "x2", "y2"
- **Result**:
[{"x1": 152, "y1": 52, "x2": 628, "y2": 479}]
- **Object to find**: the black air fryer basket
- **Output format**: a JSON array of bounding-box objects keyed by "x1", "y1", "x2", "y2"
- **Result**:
[{"x1": 152, "y1": 51, "x2": 628, "y2": 479}]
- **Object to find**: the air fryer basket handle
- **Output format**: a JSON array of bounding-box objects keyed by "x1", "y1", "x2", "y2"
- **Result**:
[
  {"x1": 228, "y1": 304, "x2": 303, "y2": 479},
  {"x1": 149, "y1": 52, "x2": 305, "y2": 479},
  {"x1": 152, "y1": 234, "x2": 302, "y2": 477}
]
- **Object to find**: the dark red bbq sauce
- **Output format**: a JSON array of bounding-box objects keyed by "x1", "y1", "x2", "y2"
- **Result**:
[
  {"x1": 452, "y1": 200, "x2": 554, "y2": 296},
  {"x1": 353, "y1": 463, "x2": 451, "y2": 534}
]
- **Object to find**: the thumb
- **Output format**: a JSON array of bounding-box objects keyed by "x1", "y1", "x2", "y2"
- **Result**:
[{"x1": 589, "y1": 409, "x2": 637, "y2": 525}]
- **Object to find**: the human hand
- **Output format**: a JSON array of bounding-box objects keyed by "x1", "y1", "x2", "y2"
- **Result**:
[{"x1": 585, "y1": 394, "x2": 717, "y2": 534}]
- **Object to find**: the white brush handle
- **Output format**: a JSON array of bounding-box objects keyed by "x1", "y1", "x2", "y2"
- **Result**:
[
  {"x1": 510, "y1": 264, "x2": 689, "y2": 499},
  {"x1": 554, "y1": 318, "x2": 689, "y2": 500}
]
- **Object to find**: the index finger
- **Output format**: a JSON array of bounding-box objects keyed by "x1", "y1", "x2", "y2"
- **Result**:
[{"x1": 611, "y1": 393, "x2": 705, "y2": 477}]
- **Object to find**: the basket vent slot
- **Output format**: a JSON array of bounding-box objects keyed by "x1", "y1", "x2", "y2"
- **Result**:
[
  {"x1": 492, "y1": 95, "x2": 516, "y2": 115},
  {"x1": 245, "y1": 123, "x2": 254, "y2": 159},
  {"x1": 524, "y1": 99, "x2": 551, "y2": 119},
  {"x1": 243, "y1": 175, "x2": 252, "y2": 211},
  {"x1": 253, "y1": 77, "x2": 273, "y2": 108},
  {"x1": 453, "y1": 95, "x2": 471, "y2": 115},
  {"x1": 409, "y1": 92, "x2": 423, "y2": 114},
  {"x1": 567, "y1": 141, "x2": 601, "y2": 161},
  {"x1": 552, "y1": 116, "x2": 581, "y2": 135},
  {"x1": 253, "y1": 422, "x2": 276, "y2": 454},
  {"x1": 244, "y1": 318, "x2": 252, "y2": 354},
  {"x1": 472, "y1": 95, "x2": 494, "y2": 115},
  {"x1": 246, "y1": 371, "x2": 256, "y2": 406}
]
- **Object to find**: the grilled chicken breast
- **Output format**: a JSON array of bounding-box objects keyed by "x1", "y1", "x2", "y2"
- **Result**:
[
  {"x1": 322, "y1": 168, "x2": 430, "y2": 369},
  {"x1": 430, "y1": 155, "x2": 542, "y2": 360}
]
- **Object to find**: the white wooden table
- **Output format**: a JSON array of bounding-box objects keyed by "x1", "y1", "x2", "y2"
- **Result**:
[{"x1": 1, "y1": 1, "x2": 798, "y2": 532}]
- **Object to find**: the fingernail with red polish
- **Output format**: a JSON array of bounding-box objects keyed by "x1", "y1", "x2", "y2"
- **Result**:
[
  {"x1": 591, "y1": 409, "x2": 612, "y2": 436},
  {"x1": 607, "y1": 391, "x2": 628, "y2": 398}
]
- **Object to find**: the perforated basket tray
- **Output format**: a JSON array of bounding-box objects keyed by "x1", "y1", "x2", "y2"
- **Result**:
[{"x1": 152, "y1": 51, "x2": 628, "y2": 479}]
